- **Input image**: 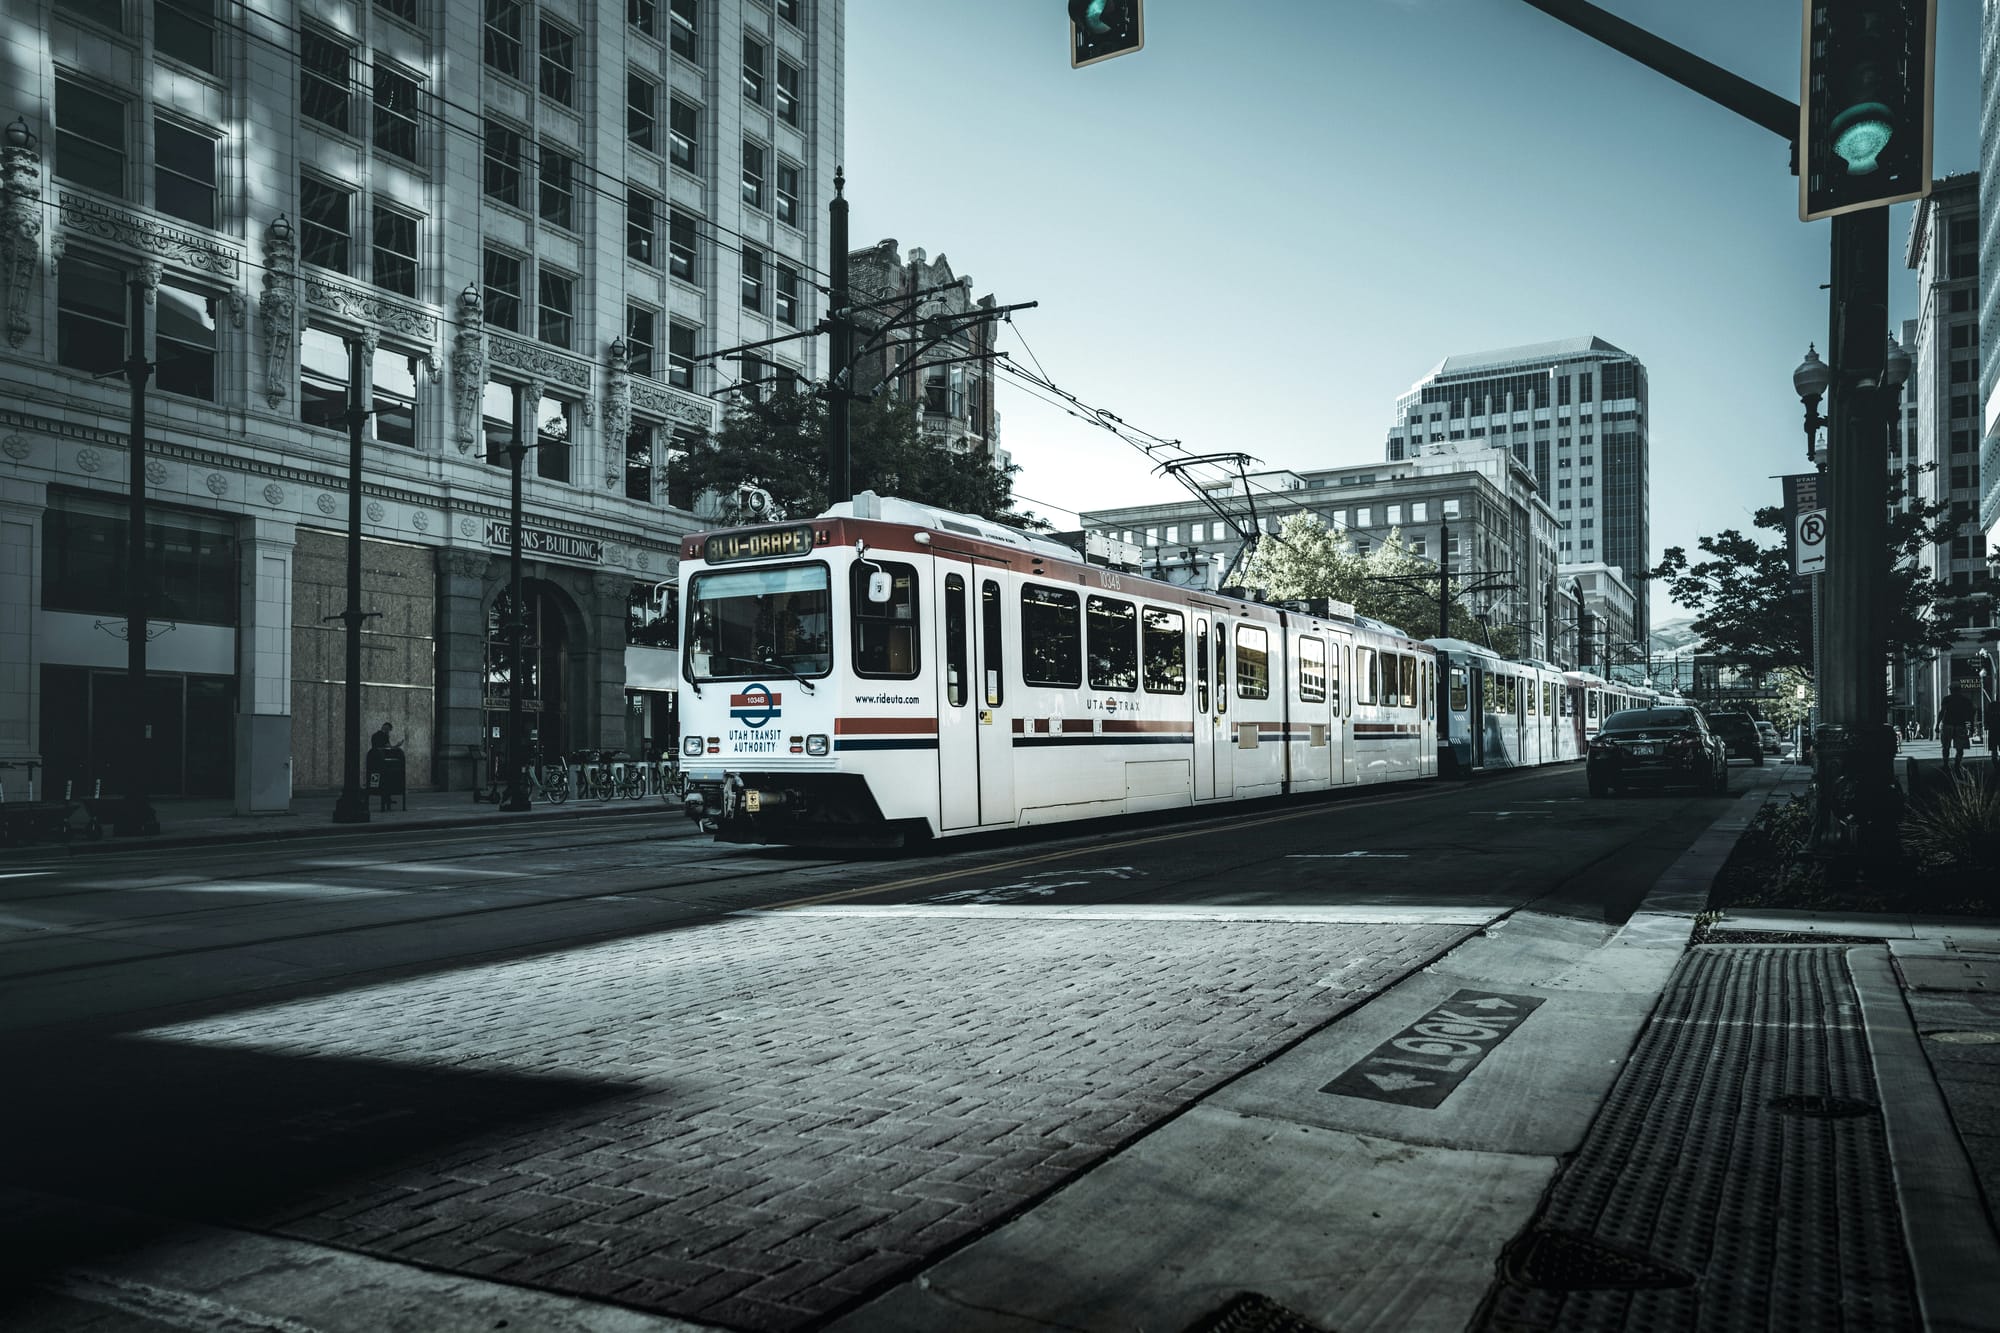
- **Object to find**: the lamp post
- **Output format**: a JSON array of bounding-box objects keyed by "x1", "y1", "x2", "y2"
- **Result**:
[
  {"x1": 331, "y1": 335, "x2": 371, "y2": 823},
  {"x1": 114, "y1": 271, "x2": 160, "y2": 837},
  {"x1": 500, "y1": 381, "x2": 532, "y2": 813},
  {"x1": 1794, "y1": 344, "x2": 1832, "y2": 470}
]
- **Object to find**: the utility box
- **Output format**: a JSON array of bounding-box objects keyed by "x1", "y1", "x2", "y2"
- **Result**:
[{"x1": 366, "y1": 748, "x2": 406, "y2": 811}]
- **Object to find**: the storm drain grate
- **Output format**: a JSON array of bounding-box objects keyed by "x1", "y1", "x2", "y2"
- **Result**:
[
  {"x1": 1473, "y1": 946, "x2": 1920, "y2": 1332},
  {"x1": 1182, "y1": 1292, "x2": 1330, "y2": 1333}
]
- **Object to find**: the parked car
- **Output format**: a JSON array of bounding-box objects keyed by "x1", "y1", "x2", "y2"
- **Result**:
[
  {"x1": 1588, "y1": 707, "x2": 1729, "y2": 797},
  {"x1": 1706, "y1": 711, "x2": 1766, "y2": 766},
  {"x1": 1755, "y1": 720, "x2": 1782, "y2": 755}
]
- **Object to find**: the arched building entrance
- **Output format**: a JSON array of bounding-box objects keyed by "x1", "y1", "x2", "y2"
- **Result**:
[{"x1": 484, "y1": 582, "x2": 578, "y2": 767}]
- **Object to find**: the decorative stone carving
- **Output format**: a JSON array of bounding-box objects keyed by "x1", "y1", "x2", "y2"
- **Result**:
[
  {"x1": 458, "y1": 516, "x2": 477, "y2": 537},
  {"x1": 452, "y1": 286, "x2": 486, "y2": 453},
  {"x1": 410, "y1": 510, "x2": 429, "y2": 532},
  {"x1": 365, "y1": 500, "x2": 386, "y2": 523},
  {"x1": 76, "y1": 446, "x2": 102, "y2": 473},
  {"x1": 226, "y1": 290, "x2": 247, "y2": 329},
  {"x1": 259, "y1": 216, "x2": 298, "y2": 410},
  {"x1": 602, "y1": 338, "x2": 633, "y2": 490},
  {"x1": 145, "y1": 460, "x2": 166, "y2": 484},
  {"x1": 46, "y1": 231, "x2": 62, "y2": 271},
  {"x1": 303, "y1": 273, "x2": 438, "y2": 342},
  {"x1": 58, "y1": 190, "x2": 239, "y2": 280},
  {"x1": 488, "y1": 331, "x2": 592, "y2": 392},
  {"x1": 1, "y1": 433, "x2": 29, "y2": 461},
  {"x1": 317, "y1": 493, "x2": 338, "y2": 516},
  {"x1": 140, "y1": 259, "x2": 161, "y2": 303},
  {"x1": 637, "y1": 552, "x2": 650, "y2": 572},
  {"x1": 424, "y1": 350, "x2": 443, "y2": 382},
  {"x1": 629, "y1": 378, "x2": 721, "y2": 430},
  {"x1": 205, "y1": 472, "x2": 228, "y2": 496},
  {"x1": 262, "y1": 482, "x2": 284, "y2": 505},
  {"x1": 2, "y1": 120, "x2": 43, "y2": 350},
  {"x1": 442, "y1": 547, "x2": 488, "y2": 578}
]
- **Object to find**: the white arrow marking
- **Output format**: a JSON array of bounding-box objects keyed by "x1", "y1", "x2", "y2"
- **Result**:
[
  {"x1": 1287, "y1": 852, "x2": 1411, "y2": 859},
  {"x1": 1460, "y1": 997, "x2": 1518, "y2": 1011},
  {"x1": 1365, "y1": 1071, "x2": 1434, "y2": 1092}
]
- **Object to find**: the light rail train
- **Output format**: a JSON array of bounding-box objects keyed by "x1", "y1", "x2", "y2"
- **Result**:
[{"x1": 676, "y1": 496, "x2": 1677, "y2": 845}]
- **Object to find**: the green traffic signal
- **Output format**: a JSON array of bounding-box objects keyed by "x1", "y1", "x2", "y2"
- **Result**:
[
  {"x1": 1074, "y1": 0, "x2": 1110, "y2": 34},
  {"x1": 1831, "y1": 101, "x2": 1893, "y2": 174},
  {"x1": 1799, "y1": 0, "x2": 1934, "y2": 221},
  {"x1": 1069, "y1": 0, "x2": 1143, "y2": 69}
]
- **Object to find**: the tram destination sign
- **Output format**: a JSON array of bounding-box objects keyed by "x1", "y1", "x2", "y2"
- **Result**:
[
  {"x1": 704, "y1": 524, "x2": 815, "y2": 564},
  {"x1": 485, "y1": 520, "x2": 603, "y2": 564}
]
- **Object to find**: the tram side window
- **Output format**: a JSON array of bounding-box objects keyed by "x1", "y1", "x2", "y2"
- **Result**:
[
  {"x1": 944, "y1": 574, "x2": 968, "y2": 707},
  {"x1": 980, "y1": 579, "x2": 1003, "y2": 706},
  {"x1": 1195, "y1": 619, "x2": 1210, "y2": 713},
  {"x1": 1142, "y1": 607, "x2": 1186, "y2": 694},
  {"x1": 1215, "y1": 625, "x2": 1228, "y2": 712},
  {"x1": 1355, "y1": 647, "x2": 1377, "y2": 705},
  {"x1": 1021, "y1": 584, "x2": 1081, "y2": 687},
  {"x1": 1329, "y1": 645, "x2": 1343, "y2": 714},
  {"x1": 1298, "y1": 635, "x2": 1326, "y2": 703},
  {"x1": 1544, "y1": 682, "x2": 1554, "y2": 717},
  {"x1": 852, "y1": 561, "x2": 919, "y2": 678},
  {"x1": 1086, "y1": 595, "x2": 1138, "y2": 691},
  {"x1": 1587, "y1": 691, "x2": 1599, "y2": 719},
  {"x1": 1398, "y1": 654, "x2": 1417, "y2": 709},
  {"x1": 1235, "y1": 624, "x2": 1269, "y2": 699}
]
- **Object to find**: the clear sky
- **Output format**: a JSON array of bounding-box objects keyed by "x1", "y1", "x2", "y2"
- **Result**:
[{"x1": 842, "y1": 1, "x2": 1982, "y2": 624}]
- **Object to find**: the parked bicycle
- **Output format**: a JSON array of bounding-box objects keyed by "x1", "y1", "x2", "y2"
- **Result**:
[{"x1": 474, "y1": 745, "x2": 570, "y2": 804}]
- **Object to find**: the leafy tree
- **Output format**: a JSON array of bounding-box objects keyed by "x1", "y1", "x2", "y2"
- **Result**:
[
  {"x1": 665, "y1": 389, "x2": 1032, "y2": 525},
  {"x1": 1240, "y1": 514, "x2": 1518, "y2": 653},
  {"x1": 1647, "y1": 483, "x2": 1958, "y2": 679}
]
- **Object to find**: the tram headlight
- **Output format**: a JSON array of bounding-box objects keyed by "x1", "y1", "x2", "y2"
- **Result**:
[
  {"x1": 682, "y1": 735, "x2": 704, "y2": 758},
  {"x1": 806, "y1": 733, "x2": 830, "y2": 756}
]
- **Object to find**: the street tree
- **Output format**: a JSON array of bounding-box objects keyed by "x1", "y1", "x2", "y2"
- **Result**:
[
  {"x1": 1647, "y1": 488, "x2": 1958, "y2": 680},
  {"x1": 665, "y1": 389, "x2": 1033, "y2": 525}
]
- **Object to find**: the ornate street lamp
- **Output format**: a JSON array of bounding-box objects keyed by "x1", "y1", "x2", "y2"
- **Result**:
[{"x1": 1793, "y1": 344, "x2": 1832, "y2": 467}]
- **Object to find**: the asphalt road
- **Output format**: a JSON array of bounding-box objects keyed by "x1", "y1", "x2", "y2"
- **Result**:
[{"x1": 0, "y1": 761, "x2": 1774, "y2": 1332}]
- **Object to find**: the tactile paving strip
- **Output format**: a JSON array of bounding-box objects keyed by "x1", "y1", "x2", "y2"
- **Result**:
[{"x1": 1476, "y1": 947, "x2": 1920, "y2": 1332}]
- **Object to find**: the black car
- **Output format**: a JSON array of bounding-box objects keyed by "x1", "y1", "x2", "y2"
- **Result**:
[
  {"x1": 1706, "y1": 711, "x2": 1766, "y2": 765},
  {"x1": 1588, "y1": 707, "x2": 1729, "y2": 797}
]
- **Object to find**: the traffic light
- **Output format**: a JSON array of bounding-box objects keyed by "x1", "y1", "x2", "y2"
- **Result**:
[
  {"x1": 1069, "y1": 0, "x2": 1143, "y2": 70},
  {"x1": 1799, "y1": 0, "x2": 1935, "y2": 221}
]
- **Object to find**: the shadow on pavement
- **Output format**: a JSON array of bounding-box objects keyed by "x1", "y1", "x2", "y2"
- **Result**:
[{"x1": 0, "y1": 1031, "x2": 630, "y2": 1302}]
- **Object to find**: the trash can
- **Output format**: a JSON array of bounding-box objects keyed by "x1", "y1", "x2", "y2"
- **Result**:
[{"x1": 366, "y1": 748, "x2": 406, "y2": 811}]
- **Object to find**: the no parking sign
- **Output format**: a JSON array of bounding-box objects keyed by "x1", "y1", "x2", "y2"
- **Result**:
[{"x1": 1795, "y1": 509, "x2": 1827, "y2": 577}]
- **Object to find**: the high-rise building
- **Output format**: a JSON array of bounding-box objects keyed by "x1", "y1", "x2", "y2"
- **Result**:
[
  {"x1": 1385, "y1": 336, "x2": 1651, "y2": 644},
  {"x1": 1981, "y1": 1, "x2": 2000, "y2": 664},
  {"x1": 0, "y1": 0, "x2": 843, "y2": 806},
  {"x1": 1905, "y1": 172, "x2": 1990, "y2": 720}
]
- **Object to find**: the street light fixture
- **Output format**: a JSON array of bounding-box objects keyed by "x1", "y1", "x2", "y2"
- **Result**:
[{"x1": 1794, "y1": 344, "x2": 1832, "y2": 466}]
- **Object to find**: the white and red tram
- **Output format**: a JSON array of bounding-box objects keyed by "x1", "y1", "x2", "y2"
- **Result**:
[{"x1": 676, "y1": 494, "x2": 1440, "y2": 845}]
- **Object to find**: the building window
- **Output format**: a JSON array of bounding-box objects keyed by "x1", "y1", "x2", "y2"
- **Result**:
[
  {"x1": 538, "y1": 269, "x2": 574, "y2": 349},
  {"x1": 627, "y1": 188, "x2": 656, "y2": 265},
  {"x1": 482, "y1": 381, "x2": 515, "y2": 464},
  {"x1": 775, "y1": 0, "x2": 799, "y2": 25},
  {"x1": 539, "y1": 144, "x2": 576, "y2": 229},
  {"x1": 742, "y1": 34, "x2": 766, "y2": 104},
  {"x1": 629, "y1": 0, "x2": 656, "y2": 37},
  {"x1": 156, "y1": 0, "x2": 217, "y2": 73},
  {"x1": 372, "y1": 205, "x2": 418, "y2": 296},
  {"x1": 775, "y1": 59, "x2": 801, "y2": 127},
  {"x1": 484, "y1": 0, "x2": 523, "y2": 78},
  {"x1": 373, "y1": 64, "x2": 421, "y2": 162},
  {"x1": 299, "y1": 327, "x2": 349, "y2": 427},
  {"x1": 1386, "y1": 504, "x2": 1401, "y2": 526},
  {"x1": 539, "y1": 21, "x2": 577, "y2": 106},
  {"x1": 301, "y1": 30, "x2": 353, "y2": 132},
  {"x1": 374, "y1": 346, "x2": 418, "y2": 446},
  {"x1": 669, "y1": 97, "x2": 697, "y2": 170},
  {"x1": 775, "y1": 264, "x2": 799, "y2": 326},
  {"x1": 626, "y1": 73, "x2": 658, "y2": 151},
  {"x1": 56, "y1": 78, "x2": 128, "y2": 198},
  {"x1": 669, "y1": 0, "x2": 698, "y2": 60},
  {"x1": 1443, "y1": 498, "x2": 1460, "y2": 518},
  {"x1": 483, "y1": 248, "x2": 522, "y2": 332},
  {"x1": 483, "y1": 119, "x2": 524, "y2": 207},
  {"x1": 43, "y1": 492, "x2": 238, "y2": 627},
  {"x1": 1411, "y1": 501, "x2": 1427, "y2": 523},
  {"x1": 154, "y1": 119, "x2": 216, "y2": 228},
  {"x1": 741, "y1": 139, "x2": 765, "y2": 208},
  {"x1": 669, "y1": 208, "x2": 696, "y2": 281},
  {"x1": 625, "y1": 305, "x2": 655, "y2": 376},
  {"x1": 740, "y1": 244, "x2": 764, "y2": 311},
  {"x1": 299, "y1": 176, "x2": 351, "y2": 272},
  {"x1": 378, "y1": 0, "x2": 419, "y2": 24},
  {"x1": 625, "y1": 423, "x2": 656, "y2": 502},
  {"x1": 536, "y1": 395, "x2": 572, "y2": 481},
  {"x1": 775, "y1": 161, "x2": 799, "y2": 226},
  {"x1": 667, "y1": 319, "x2": 696, "y2": 389},
  {"x1": 57, "y1": 254, "x2": 127, "y2": 374}
]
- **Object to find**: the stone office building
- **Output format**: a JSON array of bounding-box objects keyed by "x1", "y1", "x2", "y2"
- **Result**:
[{"x1": 0, "y1": 0, "x2": 842, "y2": 808}]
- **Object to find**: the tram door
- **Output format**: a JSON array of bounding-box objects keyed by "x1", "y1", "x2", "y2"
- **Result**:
[
  {"x1": 1193, "y1": 615, "x2": 1215, "y2": 801},
  {"x1": 1208, "y1": 615, "x2": 1235, "y2": 800},
  {"x1": 1469, "y1": 666, "x2": 1487, "y2": 769},
  {"x1": 934, "y1": 558, "x2": 1012, "y2": 831}
]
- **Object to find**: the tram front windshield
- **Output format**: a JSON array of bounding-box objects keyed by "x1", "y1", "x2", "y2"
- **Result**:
[{"x1": 685, "y1": 564, "x2": 832, "y2": 681}]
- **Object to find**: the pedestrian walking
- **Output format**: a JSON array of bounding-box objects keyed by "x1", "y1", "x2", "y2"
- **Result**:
[{"x1": 1938, "y1": 691, "x2": 1976, "y2": 775}]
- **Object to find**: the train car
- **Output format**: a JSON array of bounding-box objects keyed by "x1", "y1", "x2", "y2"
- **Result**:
[
  {"x1": 1564, "y1": 671, "x2": 1660, "y2": 751},
  {"x1": 1429, "y1": 640, "x2": 1574, "y2": 774},
  {"x1": 675, "y1": 494, "x2": 1439, "y2": 845}
]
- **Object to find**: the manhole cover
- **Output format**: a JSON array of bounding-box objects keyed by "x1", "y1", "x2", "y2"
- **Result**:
[
  {"x1": 1925, "y1": 1030, "x2": 2000, "y2": 1044},
  {"x1": 1500, "y1": 1227, "x2": 1696, "y2": 1291},
  {"x1": 1767, "y1": 1093, "x2": 1879, "y2": 1118},
  {"x1": 1183, "y1": 1292, "x2": 1329, "y2": 1333}
]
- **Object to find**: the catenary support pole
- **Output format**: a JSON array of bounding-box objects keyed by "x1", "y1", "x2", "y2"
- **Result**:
[
  {"x1": 1438, "y1": 520, "x2": 1451, "y2": 639},
  {"x1": 333, "y1": 338, "x2": 370, "y2": 824},
  {"x1": 828, "y1": 168, "x2": 852, "y2": 503},
  {"x1": 115, "y1": 276, "x2": 159, "y2": 837}
]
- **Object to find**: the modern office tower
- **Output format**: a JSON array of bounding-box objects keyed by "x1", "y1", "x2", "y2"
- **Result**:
[
  {"x1": 1906, "y1": 173, "x2": 1990, "y2": 721},
  {"x1": 1982, "y1": 0, "x2": 1999, "y2": 582},
  {"x1": 0, "y1": 0, "x2": 843, "y2": 805},
  {"x1": 1385, "y1": 337, "x2": 1652, "y2": 645}
]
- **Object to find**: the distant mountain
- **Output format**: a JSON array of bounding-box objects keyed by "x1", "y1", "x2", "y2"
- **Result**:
[{"x1": 1650, "y1": 617, "x2": 1702, "y2": 657}]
